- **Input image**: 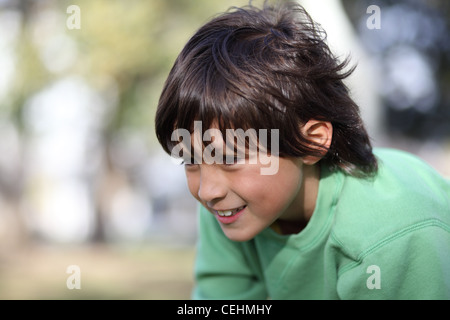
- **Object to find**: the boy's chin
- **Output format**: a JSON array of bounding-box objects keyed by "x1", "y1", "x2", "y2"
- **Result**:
[{"x1": 220, "y1": 226, "x2": 261, "y2": 242}]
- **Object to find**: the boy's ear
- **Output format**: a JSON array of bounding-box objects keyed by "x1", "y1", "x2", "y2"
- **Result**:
[{"x1": 300, "y1": 119, "x2": 333, "y2": 165}]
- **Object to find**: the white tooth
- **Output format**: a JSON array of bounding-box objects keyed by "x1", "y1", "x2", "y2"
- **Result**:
[{"x1": 218, "y1": 210, "x2": 232, "y2": 217}]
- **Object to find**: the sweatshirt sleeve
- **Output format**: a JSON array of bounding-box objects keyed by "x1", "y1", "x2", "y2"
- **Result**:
[
  {"x1": 192, "y1": 205, "x2": 267, "y2": 300},
  {"x1": 336, "y1": 222, "x2": 450, "y2": 300}
]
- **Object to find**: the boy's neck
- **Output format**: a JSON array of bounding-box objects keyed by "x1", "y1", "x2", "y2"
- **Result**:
[
  {"x1": 301, "y1": 163, "x2": 321, "y2": 221},
  {"x1": 273, "y1": 163, "x2": 320, "y2": 235}
]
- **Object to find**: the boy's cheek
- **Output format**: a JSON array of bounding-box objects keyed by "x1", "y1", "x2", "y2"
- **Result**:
[{"x1": 185, "y1": 174, "x2": 200, "y2": 200}]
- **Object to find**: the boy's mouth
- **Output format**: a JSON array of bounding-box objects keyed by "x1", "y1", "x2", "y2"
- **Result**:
[{"x1": 214, "y1": 205, "x2": 247, "y2": 217}]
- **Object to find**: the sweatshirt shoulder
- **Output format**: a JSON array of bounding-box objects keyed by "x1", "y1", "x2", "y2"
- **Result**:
[{"x1": 329, "y1": 148, "x2": 450, "y2": 257}]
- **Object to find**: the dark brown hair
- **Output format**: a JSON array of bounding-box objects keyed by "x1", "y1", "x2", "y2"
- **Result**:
[{"x1": 155, "y1": 1, "x2": 377, "y2": 177}]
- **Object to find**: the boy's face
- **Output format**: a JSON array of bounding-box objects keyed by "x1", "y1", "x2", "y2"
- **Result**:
[{"x1": 184, "y1": 131, "x2": 308, "y2": 242}]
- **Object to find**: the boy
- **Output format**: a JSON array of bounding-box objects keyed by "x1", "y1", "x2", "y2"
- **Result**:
[{"x1": 155, "y1": 2, "x2": 450, "y2": 299}]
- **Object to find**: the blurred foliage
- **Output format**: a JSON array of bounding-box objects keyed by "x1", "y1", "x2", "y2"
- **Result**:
[
  {"x1": 62, "y1": 0, "x2": 260, "y2": 142},
  {"x1": 4, "y1": 0, "x2": 259, "y2": 140}
]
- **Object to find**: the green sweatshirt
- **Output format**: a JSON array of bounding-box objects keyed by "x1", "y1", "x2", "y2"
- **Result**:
[{"x1": 192, "y1": 148, "x2": 450, "y2": 299}]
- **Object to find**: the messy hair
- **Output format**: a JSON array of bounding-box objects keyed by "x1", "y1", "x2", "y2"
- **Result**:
[{"x1": 155, "y1": 1, "x2": 378, "y2": 177}]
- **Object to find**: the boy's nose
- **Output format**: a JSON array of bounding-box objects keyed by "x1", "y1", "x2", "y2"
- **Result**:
[{"x1": 197, "y1": 166, "x2": 227, "y2": 204}]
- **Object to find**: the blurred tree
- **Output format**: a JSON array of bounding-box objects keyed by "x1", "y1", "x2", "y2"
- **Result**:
[{"x1": 0, "y1": 0, "x2": 54, "y2": 248}]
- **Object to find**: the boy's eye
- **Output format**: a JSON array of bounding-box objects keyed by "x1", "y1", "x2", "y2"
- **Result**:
[{"x1": 178, "y1": 155, "x2": 246, "y2": 166}]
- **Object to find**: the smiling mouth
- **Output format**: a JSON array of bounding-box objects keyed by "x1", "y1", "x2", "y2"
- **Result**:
[{"x1": 214, "y1": 205, "x2": 247, "y2": 217}]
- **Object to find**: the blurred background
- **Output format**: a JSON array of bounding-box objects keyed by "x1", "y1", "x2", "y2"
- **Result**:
[{"x1": 0, "y1": 0, "x2": 448, "y2": 299}]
